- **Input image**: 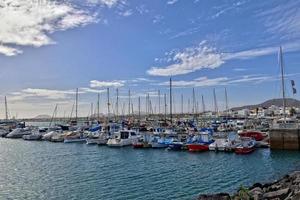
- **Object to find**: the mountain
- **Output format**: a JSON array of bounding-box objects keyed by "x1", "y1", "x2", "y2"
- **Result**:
[
  {"x1": 231, "y1": 98, "x2": 300, "y2": 111},
  {"x1": 34, "y1": 114, "x2": 52, "y2": 119}
]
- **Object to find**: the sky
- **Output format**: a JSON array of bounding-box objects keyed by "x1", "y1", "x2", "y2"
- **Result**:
[{"x1": 0, "y1": 0, "x2": 300, "y2": 118}]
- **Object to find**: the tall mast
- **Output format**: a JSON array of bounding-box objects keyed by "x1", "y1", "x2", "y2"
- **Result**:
[
  {"x1": 164, "y1": 93, "x2": 167, "y2": 122},
  {"x1": 225, "y1": 88, "x2": 228, "y2": 114},
  {"x1": 158, "y1": 90, "x2": 161, "y2": 115},
  {"x1": 107, "y1": 88, "x2": 110, "y2": 122},
  {"x1": 128, "y1": 89, "x2": 131, "y2": 116},
  {"x1": 4, "y1": 96, "x2": 8, "y2": 121},
  {"x1": 279, "y1": 46, "x2": 286, "y2": 121},
  {"x1": 75, "y1": 88, "x2": 78, "y2": 122},
  {"x1": 138, "y1": 96, "x2": 141, "y2": 120},
  {"x1": 181, "y1": 94, "x2": 183, "y2": 115},
  {"x1": 202, "y1": 95, "x2": 205, "y2": 113},
  {"x1": 90, "y1": 103, "x2": 94, "y2": 119},
  {"x1": 116, "y1": 88, "x2": 119, "y2": 117},
  {"x1": 97, "y1": 93, "x2": 100, "y2": 121},
  {"x1": 213, "y1": 88, "x2": 218, "y2": 114},
  {"x1": 170, "y1": 77, "x2": 172, "y2": 124},
  {"x1": 192, "y1": 88, "x2": 196, "y2": 116}
]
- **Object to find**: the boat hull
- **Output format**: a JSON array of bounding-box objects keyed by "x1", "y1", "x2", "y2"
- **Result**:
[
  {"x1": 187, "y1": 144, "x2": 209, "y2": 152},
  {"x1": 64, "y1": 138, "x2": 87, "y2": 143},
  {"x1": 235, "y1": 147, "x2": 255, "y2": 154}
]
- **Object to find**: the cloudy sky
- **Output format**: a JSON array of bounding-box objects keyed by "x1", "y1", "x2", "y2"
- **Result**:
[{"x1": 0, "y1": 0, "x2": 300, "y2": 118}]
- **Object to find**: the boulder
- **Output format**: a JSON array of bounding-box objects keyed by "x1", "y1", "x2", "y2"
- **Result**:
[
  {"x1": 263, "y1": 188, "x2": 290, "y2": 200},
  {"x1": 198, "y1": 193, "x2": 231, "y2": 200}
]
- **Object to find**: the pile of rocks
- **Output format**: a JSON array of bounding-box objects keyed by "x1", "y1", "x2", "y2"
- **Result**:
[{"x1": 198, "y1": 171, "x2": 300, "y2": 200}]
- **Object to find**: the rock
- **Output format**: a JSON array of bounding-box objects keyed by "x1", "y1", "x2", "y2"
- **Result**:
[
  {"x1": 249, "y1": 187, "x2": 263, "y2": 199},
  {"x1": 198, "y1": 193, "x2": 231, "y2": 200},
  {"x1": 263, "y1": 188, "x2": 290, "y2": 200},
  {"x1": 249, "y1": 183, "x2": 263, "y2": 190},
  {"x1": 291, "y1": 191, "x2": 300, "y2": 200}
]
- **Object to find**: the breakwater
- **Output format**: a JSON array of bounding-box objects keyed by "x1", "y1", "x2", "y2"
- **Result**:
[
  {"x1": 270, "y1": 128, "x2": 300, "y2": 150},
  {"x1": 199, "y1": 171, "x2": 300, "y2": 200}
]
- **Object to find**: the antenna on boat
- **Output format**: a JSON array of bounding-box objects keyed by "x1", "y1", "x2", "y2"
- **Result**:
[
  {"x1": 4, "y1": 96, "x2": 8, "y2": 121},
  {"x1": 279, "y1": 46, "x2": 286, "y2": 122}
]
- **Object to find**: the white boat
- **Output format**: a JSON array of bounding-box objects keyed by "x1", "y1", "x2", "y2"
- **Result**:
[
  {"x1": 6, "y1": 128, "x2": 32, "y2": 138},
  {"x1": 107, "y1": 130, "x2": 138, "y2": 147},
  {"x1": 22, "y1": 132, "x2": 42, "y2": 141},
  {"x1": 209, "y1": 138, "x2": 230, "y2": 151},
  {"x1": 42, "y1": 131, "x2": 59, "y2": 141}
]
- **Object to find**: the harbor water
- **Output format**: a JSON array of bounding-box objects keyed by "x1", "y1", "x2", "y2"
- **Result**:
[{"x1": 0, "y1": 138, "x2": 299, "y2": 200}]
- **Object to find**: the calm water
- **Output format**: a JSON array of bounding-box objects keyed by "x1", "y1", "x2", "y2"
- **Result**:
[{"x1": 0, "y1": 138, "x2": 300, "y2": 200}]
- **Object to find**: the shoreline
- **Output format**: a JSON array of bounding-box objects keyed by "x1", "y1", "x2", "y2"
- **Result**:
[{"x1": 198, "y1": 171, "x2": 300, "y2": 200}]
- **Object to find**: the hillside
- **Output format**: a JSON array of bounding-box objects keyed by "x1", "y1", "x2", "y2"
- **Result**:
[{"x1": 231, "y1": 98, "x2": 300, "y2": 111}]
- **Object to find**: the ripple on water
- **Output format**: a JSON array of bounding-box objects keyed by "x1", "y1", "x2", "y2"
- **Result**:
[{"x1": 0, "y1": 139, "x2": 300, "y2": 200}]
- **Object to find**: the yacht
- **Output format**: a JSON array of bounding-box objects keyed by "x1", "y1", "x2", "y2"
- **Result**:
[
  {"x1": 6, "y1": 128, "x2": 32, "y2": 138},
  {"x1": 107, "y1": 130, "x2": 138, "y2": 147}
]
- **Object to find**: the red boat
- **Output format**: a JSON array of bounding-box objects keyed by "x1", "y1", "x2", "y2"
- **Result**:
[
  {"x1": 187, "y1": 144, "x2": 209, "y2": 152},
  {"x1": 133, "y1": 143, "x2": 144, "y2": 148},
  {"x1": 235, "y1": 139, "x2": 256, "y2": 154},
  {"x1": 239, "y1": 131, "x2": 264, "y2": 141}
]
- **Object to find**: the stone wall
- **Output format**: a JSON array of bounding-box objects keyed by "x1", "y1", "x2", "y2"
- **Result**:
[{"x1": 269, "y1": 129, "x2": 300, "y2": 150}]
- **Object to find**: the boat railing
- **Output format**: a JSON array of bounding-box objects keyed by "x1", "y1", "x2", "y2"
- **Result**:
[{"x1": 271, "y1": 123, "x2": 300, "y2": 129}]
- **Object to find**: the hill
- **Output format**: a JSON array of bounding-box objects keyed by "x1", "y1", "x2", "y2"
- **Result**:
[{"x1": 231, "y1": 98, "x2": 300, "y2": 111}]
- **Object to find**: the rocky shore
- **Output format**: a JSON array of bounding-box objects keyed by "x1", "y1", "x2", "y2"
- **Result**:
[{"x1": 198, "y1": 171, "x2": 300, "y2": 200}]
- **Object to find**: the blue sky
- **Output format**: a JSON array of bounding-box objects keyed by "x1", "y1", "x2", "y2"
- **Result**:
[{"x1": 0, "y1": 0, "x2": 300, "y2": 118}]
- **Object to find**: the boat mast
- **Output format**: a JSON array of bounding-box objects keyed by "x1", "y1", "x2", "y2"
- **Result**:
[
  {"x1": 49, "y1": 104, "x2": 58, "y2": 127},
  {"x1": 181, "y1": 94, "x2": 183, "y2": 115},
  {"x1": 225, "y1": 88, "x2": 228, "y2": 116},
  {"x1": 107, "y1": 88, "x2": 110, "y2": 122},
  {"x1": 170, "y1": 77, "x2": 173, "y2": 125},
  {"x1": 164, "y1": 93, "x2": 167, "y2": 123},
  {"x1": 4, "y1": 96, "x2": 8, "y2": 121},
  {"x1": 279, "y1": 46, "x2": 286, "y2": 122},
  {"x1": 202, "y1": 95, "x2": 205, "y2": 113},
  {"x1": 158, "y1": 90, "x2": 161, "y2": 115},
  {"x1": 138, "y1": 96, "x2": 141, "y2": 121},
  {"x1": 192, "y1": 88, "x2": 196, "y2": 118},
  {"x1": 116, "y1": 88, "x2": 119, "y2": 118},
  {"x1": 97, "y1": 93, "x2": 100, "y2": 121},
  {"x1": 128, "y1": 89, "x2": 131, "y2": 117},
  {"x1": 75, "y1": 88, "x2": 78, "y2": 122},
  {"x1": 213, "y1": 88, "x2": 218, "y2": 115}
]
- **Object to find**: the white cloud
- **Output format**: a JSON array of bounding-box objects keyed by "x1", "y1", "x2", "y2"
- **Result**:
[
  {"x1": 90, "y1": 80, "x2": 126, "y2": 88},
  {"x1": 156, "y1": 74, "x2": 280, "y2": 88},
  {"x1": 87, "y1": 0, "x2": 125, "y2": 8},
  {"x1": 79, "y1": 87, "x2": 106, "y2": 93},
  {"x1": 147, "y1": 42, "x2": 224, "y2": 76},
  {"x1": 120, "y1": 9, "x2": 133, "y2": 17},
  {"x1": 167, "y1": 0, "x2": 179, "y2": 5},
  {"x1": 0, "y1": 44, "x2": 22, "y2": 56},
  {"x1": 0, "y1": 0, "x2": 98, "y2": 56},
  {"x1": 148, "y1": 41, "x2": 300, "y2": 76}
]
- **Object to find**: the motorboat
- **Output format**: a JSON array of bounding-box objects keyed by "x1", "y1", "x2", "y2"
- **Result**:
[
  {"x1": 6, "y1": 128, "x2": 32, "y2": 138},
  {"x1": 239, "y1": 131, "x2": 265, "y2": 141},
  {"x1": 209, "y1": 138, "x2": 230, "y2": 151},
  {"x1": 235, "y1": 137, "x2": 256, "y2": 154},
  {"x1": 186, "y1": 130, "x2": 214, "y2": 152},
  {"x1": 107, "y1": 130, "x2": 138, "y2": 147},
  {"x1": 64, "y1": 131, "x2": 87, "y2": 143}
]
